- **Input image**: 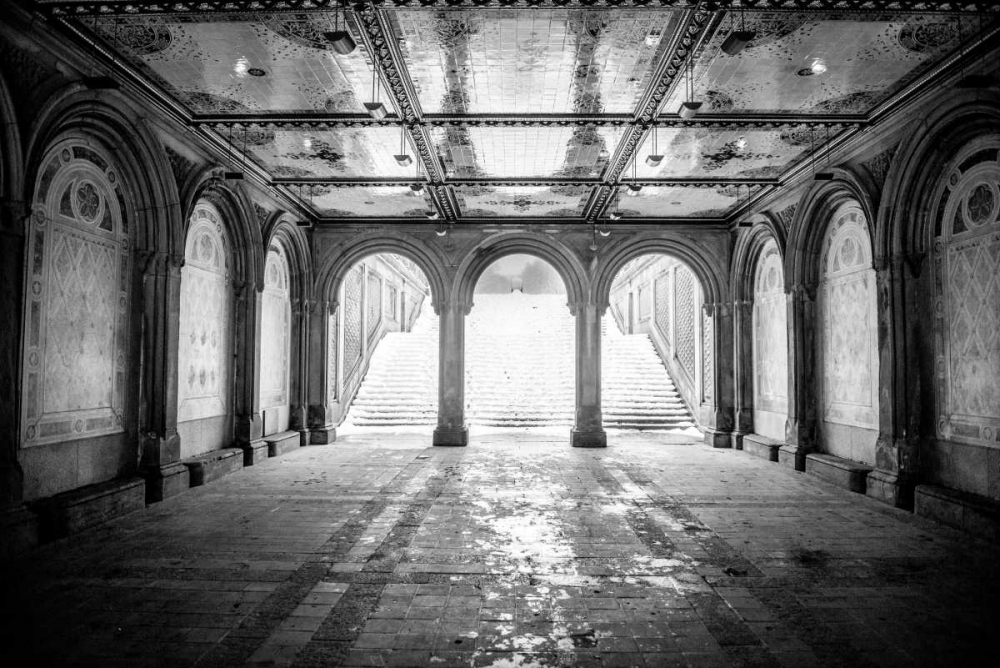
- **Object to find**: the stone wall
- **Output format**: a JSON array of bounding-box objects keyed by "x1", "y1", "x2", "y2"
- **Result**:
[
  {"x1": 752, "y1": 240, "x2": 788, "y2": 441},
  {"x1": 260, "y1": 245, "x2": 291, "y2": 436}
]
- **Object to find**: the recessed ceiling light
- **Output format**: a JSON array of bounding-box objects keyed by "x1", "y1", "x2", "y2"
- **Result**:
[
  {"x1": 233, "y1": 57, "x2": 249, "y2": 77},
  {"x1": 247, "y1": 68, "x2": 266, "y2": 77},
  {"x1": 735, "y1": 137, "x2": 748, "y2": 151},
  {"x1": 645, "y1": 30, "x2": 661, "y2": 47},
  {"x1": 303, "y1": 137, "x2": 313, "y2": 150}
]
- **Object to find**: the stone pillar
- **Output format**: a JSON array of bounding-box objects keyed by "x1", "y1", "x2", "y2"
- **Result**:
[
  {"x1": 289, "y1": 298, "x2": 309, "y2": 446},
  {"x1": 138, "y1": 251, "x2": 190, "y2": 502},
  {"x1": 731, "y1": 299, "x2": 755, "y2": 448},
  {"x1": 571, "y1": 301, "x2": 607, "y2": 447},
  {"x1": 433, "y1": 299, "x2": 468, "y2": 446},
  {"x1": 0, "y1": 200, "x2": 38, "y2": 556},
  {"x1": 306, "y1": 299, "x2": 337, "y2": 444},
  {"x1": 233, "y1": 281, "x2": 267, "y2": 465},
  {"x1": 701, "y1": 301, "x2": 735, "y2": 448},
  {"x1": 780, "y1": 283, "x2": 817, "y2": 470},
  {"x1": 868, "y1": 255, "x2": 922, "y2": 508}
]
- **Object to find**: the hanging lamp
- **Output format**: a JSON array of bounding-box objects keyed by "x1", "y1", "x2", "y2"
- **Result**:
[{"x1": 324, "y1": 0, "x2": 357, "y2": 55}]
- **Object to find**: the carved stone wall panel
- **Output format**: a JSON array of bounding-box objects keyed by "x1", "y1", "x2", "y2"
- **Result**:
[
  {"x1": 701, "y1": 308, "x2": 714, "y2": 405},
  {"x1": 934, "y1": 151, "x2": 1000, "y2": 448},
  {"x1": 343, "y1": 265, "x2": 364, "y2": 375},
  {"x1": 366, "y1": 270, "x2": 383, "y2": 341},
  {"x1": 260, "y1": 245, "x2": 291, "y2": 416},
  {"x1": 21, "y1": 147, "x2": 130, "y2": 447},
  {"x1": 327, "y1": 309, "x2": 338, "y2": 405},
  {"x1": 674, "y1": 265, "x2": 696, "y2": 382},
  {"x1": 752, "y1": 240, "x2": 788, "y2": 440},
  {"x1": 177, "y1": 203, "x2": 232, "y2": 424},
  {"x1": 654, "y1": 271, "x2": 671, "y2": 345},
  {"x1": 817, "y1": 204, "x2": 879, "y2": 462}
]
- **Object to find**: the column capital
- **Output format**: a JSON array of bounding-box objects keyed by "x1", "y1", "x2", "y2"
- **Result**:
[
  {"x1": 137, "y1": 250, "x2": 184, "y2": 278},
  {"x1": 436, "y1": 297, "x2": 471, "y2": 316},
  {"x1": 788, "y1": 281, "x2": 816, "y2": 303},
  {"x1": 568, "y1": 300, "x2": 605, "y2": 317},
  {"x1": 702, "y1": 301, "x2": 730, "y2": 318}
]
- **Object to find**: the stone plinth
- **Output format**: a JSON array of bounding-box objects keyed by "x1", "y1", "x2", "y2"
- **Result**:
[
  {"x1": 805, "y1": 453, "x2": 873, "y2": 494},
  {"x1": 265, "y1": 431, "x2": 301, "y2": 458},
  {"x1": 182, "y1": 448, "x2": 244, "y2": 487},
  {"x1": 33, "y1": 477, "x2": 145, "y2": 541}
]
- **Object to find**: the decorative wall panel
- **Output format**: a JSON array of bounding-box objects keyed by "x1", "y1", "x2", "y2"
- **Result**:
[
  {"x1": 328, "y1": 308, "x2": 338, "y2": 405},
  {"x1": 177, "y1": 203, "x2": 232, "y2": 423},
  {"x1": 454, "y1": 185, "x2": 590, "y2": 218},
  {"x1": 701, "y1": 307, "x2": 714, "y2": 404},
  {"x1": 752, "y1": 240, "x2": 788, "y2": 440},
  {"x1": 654, "y1": 272, "x2": 671, "y2": 345},
  {"x1": 674, "y1": 266, "x2": 696, "y2": 381},
  {"x1": 387, "y1": 284, "x2": 398, "y2": 320},
  {"x1": 817, "y1": 204, "x2": 878, "y2": 431},
  {"x1": 618, "y1": 185, "x2": 756, "y2": 219},
  {"x1": 312, "y1": 186, "x2": 432, "y2": 219},
  {"x1": 260, "y1": 245, "x2": 290, "y2": 411},
  {"x1": 366, "y1": 270, "x2": 383, "y2": 341},
  {"x1": 21, "y1": 145, "x2": 130, "y2": 447},
  {"x1": 933, "y1": 148, "x2": 1000, "y2": 447},
  {"x1": 250, "y1": 128, "x2": 418, "y2": 179},
  {"x1": 638, "y1": 283, "x2": 649, "y2": 322},
  {"x1": 343, "y1": 264, "x2": 364, "y2": 374}
]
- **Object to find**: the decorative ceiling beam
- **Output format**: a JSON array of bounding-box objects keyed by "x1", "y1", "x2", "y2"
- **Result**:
[
  {"x1": 273, "y1": 177, "x2": 781, "y2": 187},
  {"x1": 195, "y1": 114, "x2": 865, "y2": 129},
  {"x1": 38, "y1": 0, "x2": 1000, "y2": 18}
]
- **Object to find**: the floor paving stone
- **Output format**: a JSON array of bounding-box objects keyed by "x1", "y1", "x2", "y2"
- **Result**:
[{"x1": 2, "y1": 429, "x2": 999, "y2": 667}]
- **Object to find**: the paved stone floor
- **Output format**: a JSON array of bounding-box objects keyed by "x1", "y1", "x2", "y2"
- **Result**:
[{"x1": 3, "y1": 430, "x2": 999, "y2": 668}]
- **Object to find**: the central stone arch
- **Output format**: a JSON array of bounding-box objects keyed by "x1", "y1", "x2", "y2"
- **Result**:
[{"x1": 453, "y1": 232, "x2": 587, "y2": 311}]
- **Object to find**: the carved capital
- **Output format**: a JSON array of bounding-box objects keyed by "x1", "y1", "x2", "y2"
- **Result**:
[
  {"x1": 702, "y1": 301, "x2": 730, "y2": 318},
  {"x1": 789, "y1": 282, "x2": 817, "y2": 303},
  {"x1": 138, "y1": 250, "x2": 185, "y2": 278}
]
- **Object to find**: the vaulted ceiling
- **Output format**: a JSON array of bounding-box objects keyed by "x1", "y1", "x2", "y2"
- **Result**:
[{"x1": 38, "y1": 0, "x2": 999, "y2": 225}]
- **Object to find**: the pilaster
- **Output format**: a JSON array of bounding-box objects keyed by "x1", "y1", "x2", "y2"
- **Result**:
[
  {"x1": 137, "y1": 250, "x2": 189, "y2": 502},
  {"x1": 731, "y1": 299, "x2": 755, "y2": 449},
  {"x1": 701, "y1": 301, "x2": 735, "y2": 449},
  {"x1": 234, "y1": 280, "x2": 267, "y2": 464},
  {"x1": 780, "y1": 282, "x2": 817, "y2": 470},
  {"x1": 289, "y1": 298, "x2": 309, "y2": 446},
  {"x1": 433, "y1": 299, "x2": 468, "y2": 446},
  {"x1": 571, "y1": 301, "x2": 607, "y2": 448},
  {"x1": 306, "y1": 299, "x2": 337, "y2": 444}
]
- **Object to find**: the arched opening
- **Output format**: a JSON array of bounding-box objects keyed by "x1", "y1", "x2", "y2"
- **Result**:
[
  {"x1": 603, "y1": 253, "x2": 702, "y2": 435},
  {"x1": 815, "y1": 202, "x2": 879, "y2": 464},
  {"x1": 334, "y1": 253, "x2": 436, "y2": 431},
  {"x1": 176, "y1": 201, "x2": 235, "y2": 459},
  {"x1": 259, "y1": 243, "x2": 293, "y2": 436},
  {"x1": 751, "y1": 239, "x2": 789, "y2": 441},
  {"x1": 466, "y1": 253, "x2": 573, "y2": 429}
]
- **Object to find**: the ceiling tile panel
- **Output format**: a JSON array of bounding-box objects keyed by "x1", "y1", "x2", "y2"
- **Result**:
[
  {"x1": 664, "y1": 13, "x2": 964, "y2": 115},
  {"x1": 632, "y1": 125, "x2": 814, "y2": 179},
  {"x1": 433, "y1": 126, "x2": 625, "y2": 178},
  {"x1": 92, "y1": 14, "x2": 392, "y2": 114},
  {"x1": 391, "y1": 9, "x2": 683, "y2": 114},
  {"x1": 613, "y1": 185, "x2": 756, "y2": 218},
  {"x1": 312, "y1": 186, "x2": 432, "y2": 218},
  {"x1": 455, "y1": 185, "x2": 591, "y2": 217},
  {"x1": 247, "y1": 128, "x2": 420, "y2": 178}
]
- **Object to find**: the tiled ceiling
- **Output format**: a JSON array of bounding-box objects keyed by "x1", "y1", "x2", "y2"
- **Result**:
[{"x1": 39, "y1": 0, "x2": 999, "y2": 223}]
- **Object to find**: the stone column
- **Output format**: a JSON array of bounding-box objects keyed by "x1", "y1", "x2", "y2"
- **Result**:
[
  {"x1": 571, "y1": 301, "x2": 607, "y2": 447},
  {"x1": 289, "y1": 298, "x2": 309, "y2": 446},
  {"x1": 731, "y1": 299, "x2": 755, "y2": 448},
  {"x1": 233, "y1": 281, "x2": 267, "y2": 464},
  {"x1": 780, "y1": 282, "x2": 817, "y2": 470},
  {"x1": 701, "y1": 301, "x2": 735, "y2": 448},
  {"x1": 306, "y1": 299, "x2": 337, "y2": 444},
  {"x1": 433, "y1": 299, "x2": 468, "y2": 446},
  {"x1": 138, "y1": 251, "x2": 190, "y2": 502},
  {"x1": 868, "y1": 255, "x2": 922, "y2": 508},
  {"x1": 0, "y1": 200, "x2": 38, "y2": 556}
]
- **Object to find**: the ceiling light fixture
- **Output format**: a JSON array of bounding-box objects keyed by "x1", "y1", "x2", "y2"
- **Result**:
[
  {"x1": 224, "y1": 125, "x2": 245, "y2": 180},
  {"x1": 435, "y1": 221, "x2": 447, "y2": 236},
  {"x1": 678, "y1": 50, "x2": 702, "y2": 119},
  {"x1": 410, "y1": 152, "x2": 424, "y2": 193},
  {"x1": 394, "y1": 124, "x2": 412, "y2": 167},
  {"x1": 324, "y1": 0, "x2": 357, "y2": 55},
  {"x1": 646, "y1": 125, "x2": 663, "y2": 167},
  {"x1": 365, "y1": 60, "x2": 388, "y2": 120},
  {"x1": 427, "y1": 210, "x2": 440, "y2": 221},
  {"x1": 720, "y1": 7, "x2": 756, "y2": 56},
  {"x1": 626, "y1": 160, "x2": 642, "y2": 196}
]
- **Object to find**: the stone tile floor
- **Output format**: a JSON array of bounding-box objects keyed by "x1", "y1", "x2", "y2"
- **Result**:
[{"x1": 3, "y1": 429, "x2": 999, "y2": 668}]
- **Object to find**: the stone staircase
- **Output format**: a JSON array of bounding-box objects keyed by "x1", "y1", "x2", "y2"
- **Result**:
[{"x1": 344, "y1": 292, "x2": 695, "y2": 430}]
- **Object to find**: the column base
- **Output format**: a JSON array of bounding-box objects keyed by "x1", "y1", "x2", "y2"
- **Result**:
[
  {"x1": 0, "y1": 503, "x2": 39, "y2": 559},
  {"x1": 704, "y1": 429, "x2": 732, "y2": 449},
  {"x1": 571, "y1": 429, "x2": 607, "y2": 448},
  {"x1": 778, "y1": 444, "x2": 808, "y2": 472},
  {"x1": 433, "y1": 426, "x2": 469, "y2": 447},
  {"x1": 142, "y1": 462, "x2": 190, "y2": 504},
  {"x1": 309, "y1": 427, "x2": 337, "y2": 445},
  {"x1": 866, "y1": 469, "x2": 914, "y2": 510},
  {"x1": 240, "y1": 439, "x2": 269, "y2": 466}
]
